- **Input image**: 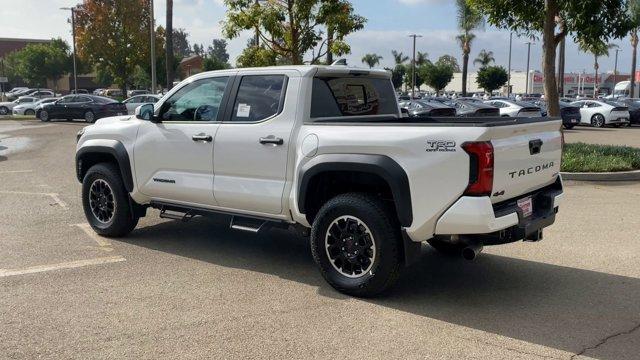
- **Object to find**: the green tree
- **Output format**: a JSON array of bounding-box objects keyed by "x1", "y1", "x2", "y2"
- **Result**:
[
  {"x1": 473, "y1": 49, "x2": 494, "y2": 68},
  {"x1": 207, "y1": 39, "x2": 230, "y2": 64},
  {"x1": 469, "y1": 0, "x2": 631, "y2": 116},
  {"x1": 456, "y1": 0, "x2": 484, "y2": 97},
  {"x1": 390, "y1": 65, "x2": 406, "y2": 90},
  {"x1": 420, "y1": 62, "x2": 454, "y2": 95},
  {"x1": 173, "y1": 28, "x2": 191, "y2": 57},
  {"x1": 75, "y1": 0, "x2": 152, "y2": 93},
  {"x1": 361, "y1": 53, "x2": 382, "y2": 68},
  {"x1": 223, "y1": 0, "x2": 365, "y2": 64},
  {"x1": 391, "y1": 50, "x2": 410, "y2": 90},
  {"x1": 404, "y1": 65, "x2": 425, "y2": 89},
  {"x1": 391, "y1": 50, "x2": 409, "y2": 65},
  {"x1": 476, "y1": 65, "x2": 508, "y2": 93},
  {"x1": 13, "y1": 41, "x2": 71, "y2": 89},
  {"x1": 236, "y1": 45, "x2": 278, "y2": 68},
  {"x1": 416, "y1": 51, "x2": 429, "y2": 66},
  {"x1": 579, "y1": 42, "x2": 618, "y2": 97},
  {"x1": 436, "y1": 55, "x2": 461, "y2": 72}
]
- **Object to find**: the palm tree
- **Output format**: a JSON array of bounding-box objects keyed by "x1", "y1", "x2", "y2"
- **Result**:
[
  {"x1": 579, "y1": 41, "x2": 618, "y2": 97},
  {"x1": 391, "y1": 50, "x2": 410, "y2": 65},
  {"x1": 456, "y1": 0, "x2": 484, "y2": 97},
  {"x1": 416, "y1": 51, "x2": 429, "y2": 66},
  {"x1": 166, "y1": 0, "x2": 174, "y2": 90},
  {"x1": 361, "y1": 53, "x2": 383, "y2": 68},
  {"x1": 629, "y1": 0, "x2": 640, "y2": 98},
  {"x1": 473, "y1": 49, "x2": 494, "y2": 68}
]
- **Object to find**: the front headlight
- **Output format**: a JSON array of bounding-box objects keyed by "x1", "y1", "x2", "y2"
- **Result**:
[{"x1": 76, "y1": 128, "x2": 85, "y2": 143}]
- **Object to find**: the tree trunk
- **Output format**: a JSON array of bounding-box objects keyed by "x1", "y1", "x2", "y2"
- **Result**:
[
  {"x1": 462, "y1": 50, "x2": 469, "y2": 97},
  {"x1": 631, "y1": 32, "x2": 638, "y2": 98},
  {"x1": 594, "y1": 56, "x2": 599, "y2": 98},
  {"x1": 287, "y1": 1, "x2": 301, "y2": 65},
  {"x1": 326, "y1": 25, "x2": 334, "y2": 65},
  {"x1": 166, "y1": 0, "x2": 174, "y2": 90},
  {"x1": 542, "y1": 0, "x2": 560, "y2": 117},
  {"x1": 557, "y1": 37, "x2": 565, "y2": 96}
]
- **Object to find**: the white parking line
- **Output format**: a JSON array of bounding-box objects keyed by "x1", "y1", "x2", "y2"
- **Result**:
[
  {"x1": 0, "y1": 256, "x2": 126, "y2": 278},
  {"x1": 72, "y1": 223, "x2": 112, "y2": 248},
  {"x1": 0, "y1": 170, "x2": 34, "y2": 174},
  {"x1": 0, "y1": 190, "x2": 68, "y2": 209}
]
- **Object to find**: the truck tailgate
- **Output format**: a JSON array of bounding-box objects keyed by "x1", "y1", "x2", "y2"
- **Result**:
[{"x1": 484, "y1": 119, "x2": 562, "y2": 203}]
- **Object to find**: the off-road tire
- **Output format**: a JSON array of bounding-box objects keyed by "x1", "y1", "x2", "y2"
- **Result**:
[
  {"x1": 82, "y1": 163, "x2": 138, "y2": 237},
  {"x1": 310, "y1": 193, "x2": 402, "y2": 297}
]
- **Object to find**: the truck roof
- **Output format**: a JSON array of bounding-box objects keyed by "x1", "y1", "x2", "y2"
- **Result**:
[{"x1": 196, "y1": 65, "x2": 391, "y2": 79}]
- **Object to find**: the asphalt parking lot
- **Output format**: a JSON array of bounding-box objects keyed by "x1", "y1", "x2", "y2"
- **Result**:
[
  {"x1": 1, "y1": 120, "x2": 639, "y2": 359},
  {"x1": 564, "y1": 124, "x2": 640, "y2": 148}
]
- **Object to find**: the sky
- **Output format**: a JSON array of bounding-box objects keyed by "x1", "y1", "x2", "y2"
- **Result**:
[{"x1": 0, "y1": 0, "x2": 634, "y2": 75}]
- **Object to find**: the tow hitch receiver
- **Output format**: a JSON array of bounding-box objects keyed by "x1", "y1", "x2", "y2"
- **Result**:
[{"x1": 525, "y1": 229, "x2": 543, "y2": 242}]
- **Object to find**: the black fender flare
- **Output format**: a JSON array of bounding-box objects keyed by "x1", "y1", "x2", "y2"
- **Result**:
[
  {"x1": 297, "y1": 154, "x2": 413, "y2": 227},
  {"x1": 76, "y1": 140, "x2": 134, "y2": 192}
]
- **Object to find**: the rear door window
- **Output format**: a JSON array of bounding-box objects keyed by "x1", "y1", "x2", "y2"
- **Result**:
[
  {"x1": 310, "y1": 77, "x2": 397, "y2": 119},
  {"x1": 229, "y1": 75, "x2": 287, "y2": 122}
]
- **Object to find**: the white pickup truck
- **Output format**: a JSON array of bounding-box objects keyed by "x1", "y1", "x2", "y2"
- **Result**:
[{"x1": 76, "y1": 65, "x2": 564, "y2": 297}]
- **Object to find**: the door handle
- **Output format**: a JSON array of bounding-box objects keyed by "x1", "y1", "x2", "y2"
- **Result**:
[
  {"x1": 192, "y1": 134, "x2": 212, "y2": 142},
  {"x1": 259, "y1": 136, "x2": 284, "y2": 145}
]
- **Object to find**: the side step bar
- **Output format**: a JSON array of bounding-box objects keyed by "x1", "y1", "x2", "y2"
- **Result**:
[
  {"x1": 150, "y1": 201, "x2": 288, "y2": 234},
  {"x1": 230, "y1": 216, "x2": 267, "y2": 233}
]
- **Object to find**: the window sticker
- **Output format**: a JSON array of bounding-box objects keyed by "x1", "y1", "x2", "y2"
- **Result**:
[{"x1": 237, "y1": 103, "x2": 251, "y2": 118}]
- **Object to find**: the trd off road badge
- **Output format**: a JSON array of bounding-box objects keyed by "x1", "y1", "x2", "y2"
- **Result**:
[{"x1": 426, "y1": 140, "x2": 456, "y2": 152}]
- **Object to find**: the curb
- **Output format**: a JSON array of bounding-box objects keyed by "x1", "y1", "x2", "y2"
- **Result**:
[{"x1": 561, "y1": 170, "x2": 640, "y2": 181}]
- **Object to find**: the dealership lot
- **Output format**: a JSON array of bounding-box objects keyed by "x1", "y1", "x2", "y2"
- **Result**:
[{"x1": 1, "y1": 120, "x2": 639, "y2": 359}]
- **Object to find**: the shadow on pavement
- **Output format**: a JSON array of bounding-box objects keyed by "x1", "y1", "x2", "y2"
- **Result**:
[{"x1": 122, "y1": 216, "x2": 640, "y2": 359}]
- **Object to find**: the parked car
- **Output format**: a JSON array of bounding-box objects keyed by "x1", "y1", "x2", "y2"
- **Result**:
[
  {"x1": 127, "y1": 89, "x2": 150, "y2": 97},
  {"x1": 104, "y1": 89, "x2": 123, "y2": 98},
  {"x1": 38, "y1": 95, "x2": 127, "y2": 122},
  {"x1": 616, "y1": 98, "x2": 640, "y2": 125},
  {"x1": 399, "y1": 99, "x2": 456, "y2": 117},
  {"x1": 71, "y1": 89, "x2": 89, "y2": 94},
  {"x1": 7, "y1": 88, "x2": 35, "y2": 100},
  {"x1": 28, "y1": 90, "x2": 55, "y2": 99},
  {"x1": 0, "y1": 96, "x2": 38, "y2": 115},
  {"x1": 448, "y1": 99, "x2": 500, "y2": 117},
  {"x1": 570, "y1": 100, "x2": 630, "y2": 127},
  {"x1": 123, "y1": 94, "x2": 161, "y2": 114},
  {"x1": 75, "y1": 65, "x2": 564, "y2": 297},
  {"x1": 93, "y1": 88, "x2": 105, "y2": 95},
  {"x1": 12, "y1": 97, "x2": 58, "y2": 116},
  {"x1": 484, "y1": 99, "x2": 542, "y2": 117},
  {"x1": 533, "y1": 101, "x2": 581, "y2": 129}
]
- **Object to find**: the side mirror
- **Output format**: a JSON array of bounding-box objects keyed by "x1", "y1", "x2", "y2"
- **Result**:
[{"x1": 135, "y1": 103, "x2": 156, "y2": 122}]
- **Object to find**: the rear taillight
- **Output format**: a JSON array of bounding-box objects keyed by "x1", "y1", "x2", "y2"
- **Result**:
[{"x1": 462, "y1": 141, "x2": 494, "y2": 196}]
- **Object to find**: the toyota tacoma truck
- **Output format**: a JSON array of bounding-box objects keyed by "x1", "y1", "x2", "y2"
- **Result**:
[{"x1": 75, "y1": 65, "x2": 564, "y2": 297}]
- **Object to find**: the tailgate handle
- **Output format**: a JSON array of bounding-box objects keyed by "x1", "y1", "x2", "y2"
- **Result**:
[{"x1": 529, "y1": 139, "x2": 543, "y2": 155}]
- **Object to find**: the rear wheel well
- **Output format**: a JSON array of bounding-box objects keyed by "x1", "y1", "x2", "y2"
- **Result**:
[{"x1": 303, "y1": 171, "x2": 397, "y2": 225}]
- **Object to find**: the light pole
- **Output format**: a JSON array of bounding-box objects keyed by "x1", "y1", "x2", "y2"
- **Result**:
[
  {"x1": 149, "y1": 0, "x2": 157, "y2": 94},
  {"x1": 525, "y1": 41, "x2": 533, "y2": 95},
  {"x1": 60, "y1": 6, "x2": 78, "y2": 94},
  {"x1": 408, "y1": 34, "x2": 422, "y2": 99},
  {"x1": 613, "y1": 48, "x2": 621, "y2": 93},
  {"x1": 507, "y1": 32, "x2": 512, "y2": 96}
]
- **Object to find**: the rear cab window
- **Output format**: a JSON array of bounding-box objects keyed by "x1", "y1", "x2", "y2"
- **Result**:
[{"x1": 310, "y1": 75, "x2": 398, "y2": 121}]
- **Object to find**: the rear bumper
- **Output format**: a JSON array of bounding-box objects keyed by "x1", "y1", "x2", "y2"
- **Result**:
[{"x1": 435, "y1": 178, "x2": 563, "y2": 241}]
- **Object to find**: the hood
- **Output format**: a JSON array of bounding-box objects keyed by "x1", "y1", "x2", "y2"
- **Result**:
[
  {"x1": 0, "y1": 101, "x2": 15, "y2": 107},
  {"x1": 94, "y1": 115, "x2": 134, "y2": 126}
]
